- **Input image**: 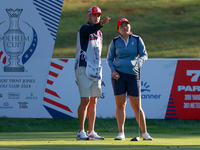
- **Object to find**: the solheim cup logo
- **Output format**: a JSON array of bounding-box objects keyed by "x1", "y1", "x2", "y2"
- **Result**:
[
  {"x1": 0, "y1": 8, "x2": 38, "y2": 72},
  {"x1": 3, "y1": 9, "x2": 25, "y2": 72}
]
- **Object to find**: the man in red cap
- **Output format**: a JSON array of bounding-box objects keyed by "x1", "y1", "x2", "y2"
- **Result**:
[{"x1": 75, "y1": 6, "x2": 111, "y2": 140}]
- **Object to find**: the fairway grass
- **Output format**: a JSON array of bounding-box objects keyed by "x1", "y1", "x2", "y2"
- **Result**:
[
  {"x1": 54, "y1": 0, "x2": 200, "y2": 59},
  {"x1": 0, "y1": 132, "x2": 199, "y2": 150}
]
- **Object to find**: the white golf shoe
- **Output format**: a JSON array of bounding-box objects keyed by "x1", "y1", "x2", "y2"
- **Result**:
[
  {"x1": 114, "y1": 132, "x2": 125, "y2": 140},
  {"x1": 142, "y1": 132, "x2": 153, "y2": 140},
  {"x1": 77, "y1": 130, "x2": 89, "y2": 140},
  {"x1": 87, "y1": 130, "x2": 104, "y2": 140}
]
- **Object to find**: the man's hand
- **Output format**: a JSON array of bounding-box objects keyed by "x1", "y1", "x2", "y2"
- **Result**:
[{"x1": 100, "y1": 17, "x2": 111, "y2": 26}]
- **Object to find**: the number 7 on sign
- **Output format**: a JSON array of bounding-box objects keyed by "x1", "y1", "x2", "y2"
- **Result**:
[{"x1": 186, "y1": 70, "x2": 200, "y2": 82}]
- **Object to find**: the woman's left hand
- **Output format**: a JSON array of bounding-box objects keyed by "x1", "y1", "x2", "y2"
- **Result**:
[{"x1": 112, "y1": 70, "x2": 120, "y2": 80}]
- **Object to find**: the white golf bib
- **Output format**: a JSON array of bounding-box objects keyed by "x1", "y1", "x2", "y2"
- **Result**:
[{"x1": 84, "y1": 31, "x2": 102, "y2": 81}]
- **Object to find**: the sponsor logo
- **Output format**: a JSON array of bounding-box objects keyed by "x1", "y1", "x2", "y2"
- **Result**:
[
  {"x1": 141, "y1": 81, "x2": 161, "y2": 100},
  {"x1": 0, "y1": 102, "x2": 13, "y2": 109},
  {"x1": 18, "y1": 102, "x2": 28, "y2": 109},
  {"x1": 26, "y1": 93, "x2": 37, "y2": 100},
  {"x1": 8, "y1": 92, "x2": 20, "y2": 99}
]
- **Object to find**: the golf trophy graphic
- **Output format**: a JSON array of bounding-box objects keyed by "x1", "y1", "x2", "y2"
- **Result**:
[{"x1": 3, "y1": 8, "x2": 25, "y2": 72}]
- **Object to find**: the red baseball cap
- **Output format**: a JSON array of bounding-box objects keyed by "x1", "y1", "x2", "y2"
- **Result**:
[
  {"x1": 117, "y1": 18, "x2": 130, "y2": 27},
  {"x1": 88, "y1": 6, "x2": 103, "y2": 16}
]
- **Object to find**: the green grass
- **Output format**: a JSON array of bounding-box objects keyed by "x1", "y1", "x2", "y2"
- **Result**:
[
  {"x1": 1, "y1": 118, "x2": 200, "y2": 134},
  {"x1": 0, "y1": 132, "x2": 200, "y2": 150},
  {"x1": 1, "y1": 118, "x2": 200, "y2": 135},
  {"x1": 0, "y1": 118, "x2": 200, "y2": 149},
  {"x1": 53, "y1": 0, "x2": 200, "y2": 58}
]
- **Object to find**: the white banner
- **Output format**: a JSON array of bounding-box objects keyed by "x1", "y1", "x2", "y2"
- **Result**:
[
  {"x1": 39, "y1": 58, "x2": 182, "y2": 119},
  {"x1": 0, "y1": 0, "x2": 63, "y2": 117},
  {"x1": 40, "y1": 58, "x2": 200, "y2": 119},
  {"x1": 1, "y1": 57, "x2": 200, "y2": 119}
]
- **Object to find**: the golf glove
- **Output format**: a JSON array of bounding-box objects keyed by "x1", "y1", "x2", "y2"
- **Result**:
[{"x1": 136, "y1": 58, "x2": 143, "y2": 68}]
